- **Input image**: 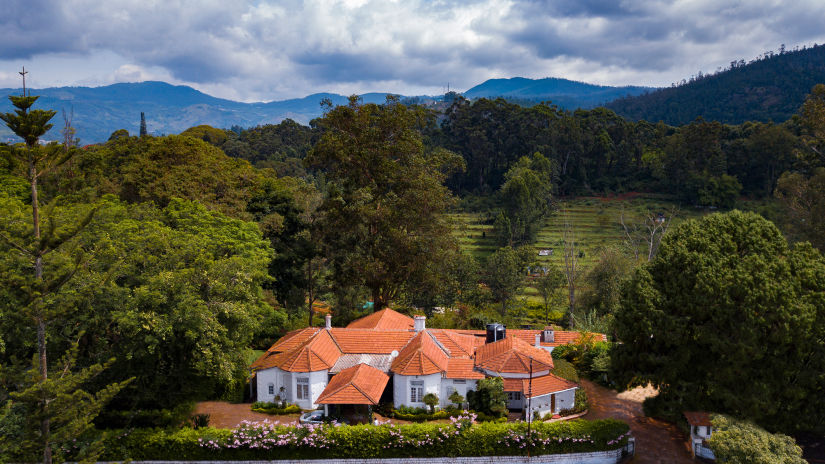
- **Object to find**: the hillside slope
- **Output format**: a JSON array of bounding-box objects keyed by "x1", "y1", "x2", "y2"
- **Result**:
[
  {"x1": 464, "y1": 77, "x2": 652, "y2": 109},
  {"x1": 0, "y1": 82, "x2": 395, "y2": 143},
  {"x1": 606, "y1": 44, "x2": 825, "y2": 125}
]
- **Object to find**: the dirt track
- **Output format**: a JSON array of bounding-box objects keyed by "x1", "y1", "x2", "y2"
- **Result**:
[{"x1": 581, "y1": 379, "x2": 694, "y2": 464}]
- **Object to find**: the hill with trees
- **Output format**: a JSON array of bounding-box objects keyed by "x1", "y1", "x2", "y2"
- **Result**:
[
  {"x1": 606, "y1": 43, "x2": 825, "y2": 125},
  {"x1": 464, "y1": 77, "x2": 652, "y2": 109}
]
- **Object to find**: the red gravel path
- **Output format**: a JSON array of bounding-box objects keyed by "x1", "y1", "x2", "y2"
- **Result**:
[
  {"x1": 193, "y1": 401, "x2": 299, "y2": 429},
  {"x1": 581, "y1": 379, "x2": 694, "y2": 464}
]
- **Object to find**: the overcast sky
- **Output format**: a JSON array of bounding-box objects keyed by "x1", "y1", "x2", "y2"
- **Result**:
[{"x1": 2, "y1": 0, "x2": 825, "y2": 102}]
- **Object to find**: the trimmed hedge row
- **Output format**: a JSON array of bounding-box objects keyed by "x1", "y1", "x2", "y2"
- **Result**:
[{"x1": 99, "y1": 418, "x2": 630, "y2": 461}]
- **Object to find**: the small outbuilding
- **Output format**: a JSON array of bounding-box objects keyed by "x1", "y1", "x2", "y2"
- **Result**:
[{"x1": 684, "y1": 411, "x2": 716, "y2": 460}]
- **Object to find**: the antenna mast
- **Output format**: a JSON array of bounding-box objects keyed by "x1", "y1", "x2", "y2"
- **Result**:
[{"x1": 19, "y1": 66, "x2": 28, "y2": 96}]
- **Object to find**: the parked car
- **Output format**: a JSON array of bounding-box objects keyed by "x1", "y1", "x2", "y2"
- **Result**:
[{"x1": 299, "y1": 409, "x2": 325, "y2": 424}]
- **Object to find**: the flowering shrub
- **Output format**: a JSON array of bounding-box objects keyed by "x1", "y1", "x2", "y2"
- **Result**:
[{"x1": 99, "y1": 417, "x2": 630, "y2": 460}]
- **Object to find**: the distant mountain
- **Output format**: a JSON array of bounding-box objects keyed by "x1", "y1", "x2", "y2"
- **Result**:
[
  {"x1": 0, "y1": 81, "x2": 397, "y2": 143},
  {"x1": 606, "y1": 44, "x2": 825, "y2": 125},
  {"x1": 462, "y1": 77, "x2": 653, "y2": 108}
]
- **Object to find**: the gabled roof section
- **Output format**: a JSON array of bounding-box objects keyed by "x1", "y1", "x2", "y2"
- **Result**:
[
  {"x1": 266, "y1": 329, "x2": 341, "y2": 372},
  {"x1": 429, "y1": 330, "x2": 478, "y2": 358},
  {"x1": 474, "y1": 336, "x2": 554, "y2": 374},
  {"x1": 684, "y1": 411, "x2": 713, "y2": 427},
  {"x1": 316, "y1": 364, "x2": 389, "y2": 405},
  {"x1": 329, "y1": 328, "x2": 414, "y2": 354},
  {"x1": 346, "y1": 308, "x2": 415, "y2": 330},
  {"x1": 501, "y1": 373, "x2": 578, "y2": 397},
  {"x1": 508, "y1": 329, "x2": 607, "y2": 347},
  {"x1": 446, "y1": 358, "x2": 485, "y2": 379},
  {"x1": 391, "y1": 331, "x2": 449, "y2": 376},
  {"x1": 251, "y1": 327, "x2": 320, "y2": 370}
]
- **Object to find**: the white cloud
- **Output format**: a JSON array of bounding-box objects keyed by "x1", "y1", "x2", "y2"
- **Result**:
[{"x1": 1, "y1": 0, "x2": 824, "y2": 100}]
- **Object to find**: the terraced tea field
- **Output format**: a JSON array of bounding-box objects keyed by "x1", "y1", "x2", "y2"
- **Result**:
[{"x1": 453, "y1": 195, "x2": 705, "y2": 303}]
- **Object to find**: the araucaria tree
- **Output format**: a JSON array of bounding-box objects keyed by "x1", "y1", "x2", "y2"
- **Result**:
[
  {"x1": 308, "y1": 96, "x2": 463, "y2": 310},
  {"x1": 612, "y1": 210, "x2": 825, "y2": 433},
  {"x1": 0, "y1": 94, "x2": 128, "y2": 463}
]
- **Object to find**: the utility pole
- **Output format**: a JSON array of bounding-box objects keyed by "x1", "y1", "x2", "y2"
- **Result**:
[
  {"x1": 19, "y1": 66, "x2": 28, "y2": 96},
  {"x1": 527, "y1": 356, "x2": 533, "y2": 458}
]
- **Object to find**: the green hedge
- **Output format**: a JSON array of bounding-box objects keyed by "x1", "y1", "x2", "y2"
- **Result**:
[
  {"x1": 250, "y1": 402, "x2": 302, "y2": 415},
  {"x1": 98, "y1": 418, "x2": 630, "y2": 461}
]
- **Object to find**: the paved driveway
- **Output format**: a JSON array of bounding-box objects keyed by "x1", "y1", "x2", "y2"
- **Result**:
[{"x1": 581, "y1": 379, "x2": 694, "y2": 464}]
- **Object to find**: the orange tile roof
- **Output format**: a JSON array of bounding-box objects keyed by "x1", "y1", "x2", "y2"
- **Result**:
[
  {"x1": 501, "y1": 374, "x2": 577, "y2": 397},
  {"x1": 684, "y1": 411, "x2": 713, "y2": 427},
  {"x1": 446, "y1": 358, "x2": 485, "y2": 379},
  {"x1": 429, "y1": 330, "x2": 478, "y2": 358},
  {"x1": 316, "y1": 363, "x2": 389, "y2": 405},
  {"x1": 346, "y1": 308, "x2": 414, "y2": 330},
  {"x1": 265, "y1": 329, "x2": 342, "y2": 372},
  {"x1": 475, "y1": 336, "x2": 555, "y2": 374},
  {"x1": 509, "y1": 329, "x2": 607, "y2": 347},
  {"x1": 329, "y1": 328, "x2": 414, "y2": 354},
  {"x1": 391, "y1": 331, "x2": 449, "y2": 375},
  {"x1": 251, "y1": 327, "x2": 320, "y2": 370}
]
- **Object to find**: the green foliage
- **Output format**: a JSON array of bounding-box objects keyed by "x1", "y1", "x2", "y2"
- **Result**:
[
  {"x1": 550, "y1": 359, "x2": 579, "y2": 383},
  {"x1": 580, "y1": 246, "x2": 632, "y2": 317},
  {"x1": 612, "y1": 210, "x2": 825, "y2": 433},
  {"x1": 250, "y1": 403, "x2": 302, "y2": 415},
  {"x1": 708, "y1": 415, "x2": 806, "y2": 464},
  {"x1": 307, "y1": 96, "x2": 464, "y2": 309},
  {"x1": 485, "y1": 246, "x2": 532, "y2": 315},
  {"x1": 495, "y1": 152, "x2": 556, "y2": 245},
  {"x1": 94, "y1": 403, "x2": 195, "y2": 429},
  {"x1": 573, "y1": 388, "x2": 589, "y2": 414},
  {"x1": 449, "y1": 390, "x2": 466, "y2": 408},
  {"x1": 180, "y1": 125, "x2": 229, "y2": 146},
  {"x1": 422, "y1": 393, "x2": 439, "y2": 413},
  {"x1": 775, "y1": 168, "x2": 825, "y2": 251},
  {"x1": 467, "y1": 377, "x2": 507, "y2": 417},
  {"x1": 99, "y1": 419, "x2": 630, "y2": 460},
  {"x1": 190, "y1": 414, "x2": 210, "y2": 429}
]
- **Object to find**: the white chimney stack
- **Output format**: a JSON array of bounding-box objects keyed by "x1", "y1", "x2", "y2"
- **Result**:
[
  {"x1": 535, "y1": 333, "x2": 541, "y2": 347},
  {"x1": 543, "y1": 326, "x2": 555, "y2": 343},
  {"x1": 414, "y1": 315, "x2": 426, "y2": 332},
  {"x1": 325, "y1": 314, "x2": 332, "y2": 329}
]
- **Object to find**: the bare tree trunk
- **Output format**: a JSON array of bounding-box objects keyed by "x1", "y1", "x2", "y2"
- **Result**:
[{"x1": 30, "y1": 156, "x2": 51, "y2": 464}]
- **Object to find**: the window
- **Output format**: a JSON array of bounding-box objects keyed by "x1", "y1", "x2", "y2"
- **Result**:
[
  {"x1": 410, "y1": 381, "x2": 424, "y2": 403},
  {"x1": 296, "y1": 377, "x2": 309, "y2": 400},
  {"x1": 453, "y1": 379, "x2": 466, "y2": 384},
  {"x1": 268, "y1": 384, "x2": 275, "y2": 395},
  {"x1": 507, "y1": 392, "x2": 522, "y2": 401}
]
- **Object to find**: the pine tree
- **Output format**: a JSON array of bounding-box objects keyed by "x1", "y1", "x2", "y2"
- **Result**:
[
  {"x1": 139, "y1": 112, "x2": 147, "y2": 137},
  {"x1": 0, "y1": 91, "x2": 129, "y2": 464}
]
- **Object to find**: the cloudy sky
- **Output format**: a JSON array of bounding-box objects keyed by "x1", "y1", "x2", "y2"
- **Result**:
[{"x1": 2, "y1": 0, "x2": 825, "y2": 102}]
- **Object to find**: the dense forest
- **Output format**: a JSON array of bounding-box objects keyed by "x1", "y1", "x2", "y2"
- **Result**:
[
  {"x1": 1, "y1": 77, "x2": 824, "y2": 462},
  {"x1": 606, "y1": 43, "x2": 825, "y2": 125}
]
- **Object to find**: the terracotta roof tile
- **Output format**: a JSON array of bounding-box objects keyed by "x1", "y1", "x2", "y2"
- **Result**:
[
  {"x1": 446, "y1": 358, "x2": 485, "y2": 379},
  {"x1": 329, "y1": 328, "x2": 414, "y2": 354},
  {"x1": 391, "y1": 332, "x2": 449, "y2": 376},
  {"x1": 684, "y1": 411, "x2": 713, "y2": 427},
  {"x1": 346, "y1": 308, "x2": 414, "y2": 330},
  {"x1": 265, "y1": 329, "x2": 342, "y2": 372},
  {"x1": 475, "y1": 337, "x2": 555, "y2": 374},
  {"x1": 450, "y1": 329, "x2": 607, "y2": 348},
  {"x1": 501, "y1": 374, "x2": 578, "y2": 397},
  {"x1": 429, "y1": 330, "x2": 478, "y2": 358},
  {"x1": 251, "y1": 327, "x2": 320, "y2": 370},
  {"x1": 316, "y1": 364, "x2": 389, "y2": 405}
]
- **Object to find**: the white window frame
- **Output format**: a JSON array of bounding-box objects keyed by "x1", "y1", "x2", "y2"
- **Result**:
[
  {"x1": 268, "y1": 383, "x2": 275, "y2": 395},
  {"x1": 296, "y1": 377, "x2": 309, "y2": 400},
  {"x1": 410, "y1": 380, "x2": 424, "y2": 403}
]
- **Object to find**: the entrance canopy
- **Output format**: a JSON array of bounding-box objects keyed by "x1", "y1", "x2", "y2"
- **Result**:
[{"x1": 316, "y1": 363, "x2": 389, "y2": 405}]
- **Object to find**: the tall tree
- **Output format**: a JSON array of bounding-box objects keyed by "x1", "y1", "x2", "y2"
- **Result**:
[
  {"x1": 307, "y1": 96, "x2": 463, "y2": 310},
  {"x1": 534, "y1": 266, "x2": 565, "y2": 325},
  {"x1": 612, "y1": 211, "x2": 825, "y2": 433},
  {"x1": 139, "y1": 112, "x2": 147, "y2": 137},
  {"x1": 0, "y1": 93, "x2": 126, "y2": 463},
  {"x1": 485, "y1": 246, "x2": 531, "y2": 316},
  {"x1": 495, "y1": 152, "x2": 555, "y2": 245}
]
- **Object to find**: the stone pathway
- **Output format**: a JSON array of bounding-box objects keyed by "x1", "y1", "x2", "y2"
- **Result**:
[{"x1": 580, "y1": 379, "x2": 694, "y2": 464}]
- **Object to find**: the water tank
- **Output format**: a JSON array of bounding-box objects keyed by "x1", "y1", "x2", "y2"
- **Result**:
[{"x1": 485, "y1": 323, "x2": 506, "y2": 343}]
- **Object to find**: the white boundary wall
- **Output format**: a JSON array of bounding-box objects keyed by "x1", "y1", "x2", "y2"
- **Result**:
[{"x1": 103, "y1": 441, "x2": 635, "y2": 464}]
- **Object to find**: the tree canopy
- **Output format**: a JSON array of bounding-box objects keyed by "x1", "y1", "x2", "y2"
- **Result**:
[{"x1": 612, "y1": 211, "x2": 825, "y2": 433}]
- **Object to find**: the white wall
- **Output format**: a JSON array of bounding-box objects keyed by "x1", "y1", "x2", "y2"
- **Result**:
[
  {"x1": 255, "y1": 367, "x2": 328, "y2": 409},
  {"x1": 440, "y1": 378, "x2": 478, "y2": 408},
  {"x1": 525, "y1": 387, "x2": 577, "y2": 419},
  {"x1": 393, "y1": 373, "x2": 441, "y2": 409}
]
